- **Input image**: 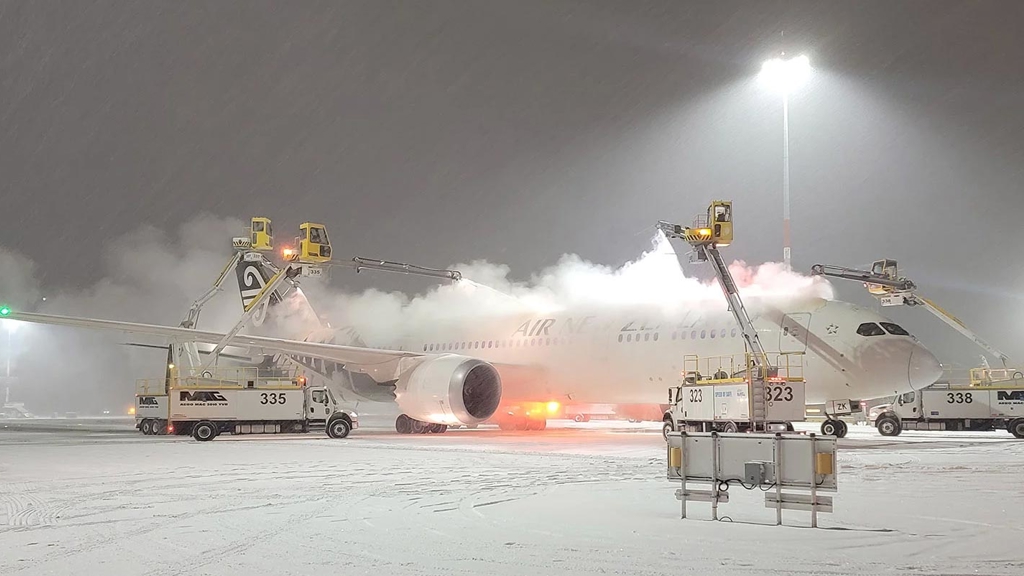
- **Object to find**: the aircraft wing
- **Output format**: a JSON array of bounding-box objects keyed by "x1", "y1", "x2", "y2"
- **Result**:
[{"x1": 8, "y1": 311, "x2": 425, "y2": 382}]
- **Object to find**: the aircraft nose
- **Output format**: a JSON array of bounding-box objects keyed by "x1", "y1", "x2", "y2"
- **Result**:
[{"x1": 908, "y1": 344, "x2": 943, "y2": 390}]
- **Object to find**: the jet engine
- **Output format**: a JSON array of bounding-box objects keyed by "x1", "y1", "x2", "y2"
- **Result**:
[{"x1": 394, "y1": 355, "x2": 502, "y2": 425}]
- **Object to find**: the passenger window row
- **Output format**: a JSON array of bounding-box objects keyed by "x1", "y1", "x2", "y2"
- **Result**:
[
  {"x1": 617, "y1": 327, "x2": 740, "y2": 343},
  {"x1": 423, "y1": 338, "x2": 571, "y2": 352}
]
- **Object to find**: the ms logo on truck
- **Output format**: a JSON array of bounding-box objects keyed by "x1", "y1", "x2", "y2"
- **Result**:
[
  {"x1": 180, "y1": 391, "x2": 228, "y2": 403},
  {"x1": 139, "y1": 396, "x2": 159, "y2": 406},
  {"x1": 997, "y1": 391, "x2": 1024, "y2": 403}
]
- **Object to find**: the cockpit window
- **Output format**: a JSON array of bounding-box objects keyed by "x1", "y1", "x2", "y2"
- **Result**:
[
  {"x1": 880, "y1": 322, "x2": 910, "y2": 336},
  {"x1": 856, "y1": 322, "x2": 886, "y2": 337}
]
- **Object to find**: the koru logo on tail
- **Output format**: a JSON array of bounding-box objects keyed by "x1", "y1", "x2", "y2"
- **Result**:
[{"x1": 239, "y1": 264, "x2": 276, "y2": 326}]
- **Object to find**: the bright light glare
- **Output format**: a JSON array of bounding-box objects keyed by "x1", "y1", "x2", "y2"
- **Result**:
[
  {"x1": 546, "y1": 401, "x2": 560, "y2": 415},
  {"x1": 2, "y1": 319, "x2": 21, "y2": 333},
  {"x1": 760, "y1": 55, "x2": 811, "y2": 93}
]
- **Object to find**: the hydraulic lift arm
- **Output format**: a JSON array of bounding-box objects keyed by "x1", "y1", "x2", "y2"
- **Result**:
[
  {"x1": 657, "y1": 216, "x2": 772, "y2": 370},
  {"x1": 346, "y1": 257, "x2": 462, "y2": 281},
  {"x1": 811, "y1": 260, "x2": 1012, "y2": 367},
  {"x1": 180, "y1": 252, "x2": 242, "y2": 330},
  {"x1": 200, "y1": 265, "x2": 298, "y2": 372},
  {"x1": 908, "y1": 296, "x2": 1010, "y2": 368}
]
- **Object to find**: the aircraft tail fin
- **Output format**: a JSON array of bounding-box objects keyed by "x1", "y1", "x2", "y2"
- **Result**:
[{"x1": 233, "y1": 256, "x2": 322, "y2": 331}]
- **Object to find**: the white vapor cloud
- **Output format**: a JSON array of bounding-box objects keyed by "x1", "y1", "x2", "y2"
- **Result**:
[{"x1": 0, "y1": 218, "x2": 832, "y2": 413}]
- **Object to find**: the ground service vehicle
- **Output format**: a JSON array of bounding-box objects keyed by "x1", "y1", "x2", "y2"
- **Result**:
[
  {"x1": 874, "y1": 385, "x2": 1024, "y2": 438},
  {"x1": 664, "y1": 353, "x2": 806, "y2": 436},
  {"x1": 135, "y1": 368, "x2": 357, "y2": 441},
  {"x1": 658, "y1": 202, "x2": 826, "y2": 435}
]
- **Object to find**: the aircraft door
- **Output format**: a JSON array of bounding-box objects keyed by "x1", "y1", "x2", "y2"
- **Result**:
[{"x1": 779, "y1": 313, "x2": 811, "y2": 354}]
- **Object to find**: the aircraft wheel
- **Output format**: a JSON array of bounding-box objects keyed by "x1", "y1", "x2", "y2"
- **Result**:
[
  {"x1": 395, "y1": 414, "x2": 413, "y2": 434},
  {"x1": 140, "y1": 420, "x2": 152, "y2": 435},
  {"x1": 1009, "y1": 418, "x2": 1024, "y2": 439},
  {"x1": 410, "y1": 419, "x2": 427, "y2": 434},
  {"x1": 821, "y1": 419, "x2": 840, "y2": 437},
  {"x1": 835, "y1": 420, "x2": 849, "y2": 438},
  {"x1": 192, "y1": 421, "x2": 217, "y2": 442},
  {"x1": 876, "y1": 416, "x2": 902, "y2": 437}
]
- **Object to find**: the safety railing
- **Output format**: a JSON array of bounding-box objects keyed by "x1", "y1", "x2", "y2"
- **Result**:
[
  {"x1": 137, "y1": 367, "x2": 303, "y2": 392},
  {"x1": 135, "y1": 379, "x2": 167, "y2": 396},
  {"x1": 681, "y1": 352, "x2": 804, "y2": 385},
  {"x1": 969, "y1": 367, "x2": 1024, "y2": 387}
]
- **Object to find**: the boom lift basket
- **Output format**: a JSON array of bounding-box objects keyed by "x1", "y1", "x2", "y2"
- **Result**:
[
  {"x1": 289, "y1": 222, "x2": 333, "y2": 264},
  {"x1": 250, "y1": 217, "x2": 274, "y2": 251}
]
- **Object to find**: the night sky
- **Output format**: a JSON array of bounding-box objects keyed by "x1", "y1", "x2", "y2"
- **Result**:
[{"x1": 2, "y1": 1, "x2": 1023, "y2": 382}]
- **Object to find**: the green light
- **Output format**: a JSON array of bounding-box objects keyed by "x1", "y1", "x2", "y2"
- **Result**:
[{"x1": 0, "y1": 306, "x2": 10, "y2": 316}]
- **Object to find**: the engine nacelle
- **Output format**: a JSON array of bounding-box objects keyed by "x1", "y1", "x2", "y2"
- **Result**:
[{"x1": 394, "y1": 355, "x2": 502, "y2": 425}]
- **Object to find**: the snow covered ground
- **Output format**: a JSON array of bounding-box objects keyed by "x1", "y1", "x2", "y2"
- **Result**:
[{"x1": 1, "y1": 419, "x2": 1022, "y2": 575}]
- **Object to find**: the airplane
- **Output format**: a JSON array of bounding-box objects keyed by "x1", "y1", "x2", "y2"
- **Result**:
[{"x1": 6, "y1": 252, "x2": 943, "y2": 439}]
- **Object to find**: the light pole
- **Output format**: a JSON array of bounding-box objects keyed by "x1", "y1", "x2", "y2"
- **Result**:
[
  {"x1": 760, "y1": 54, "x2": 810, "y2": 269},
  {"x1": 3, "y1": 321, "x2": 16, "y2": 405}
]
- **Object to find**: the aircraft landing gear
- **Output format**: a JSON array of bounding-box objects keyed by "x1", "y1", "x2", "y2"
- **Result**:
[
  {"x1": 821, "y1": 418, "x2": 848, "y2": 438},
  {"x1": 395, "y1": 414, "x2": 448, "y2": 434}
]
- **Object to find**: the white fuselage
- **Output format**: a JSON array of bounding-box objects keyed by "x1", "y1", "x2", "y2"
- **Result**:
[{"x1": 313, "y1": 297, "x2": 942, "y2": 407}]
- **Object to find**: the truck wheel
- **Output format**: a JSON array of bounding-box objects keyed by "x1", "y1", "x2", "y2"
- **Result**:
[
  {"x1": 327, "y1": 417, "x2": 351, "y2": 439},
  {"x1": 723, "y1": 421, "x2": 739, "y2": 433},
  {"x1": 140, "y1": 420, "x2": 152, "y2": 435},
  {"x1": 662, "y1": 419, "x2": 674, "y2": 440},
  {"x1": 573, "y1": 414, "x2": 585, "y2": 423},
  {"x1": 877, "y1": 416, "x2": 902, "y2": 437},
  {"x1": 152, "y1": 420, "x2": 166, "y2": 435},
  {"x1": 192, "y1": 421, "x2": 217, "y2": 442},
  {"x1": 1009, "y1": 418, "x2": 1024, "y2": 439}
]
